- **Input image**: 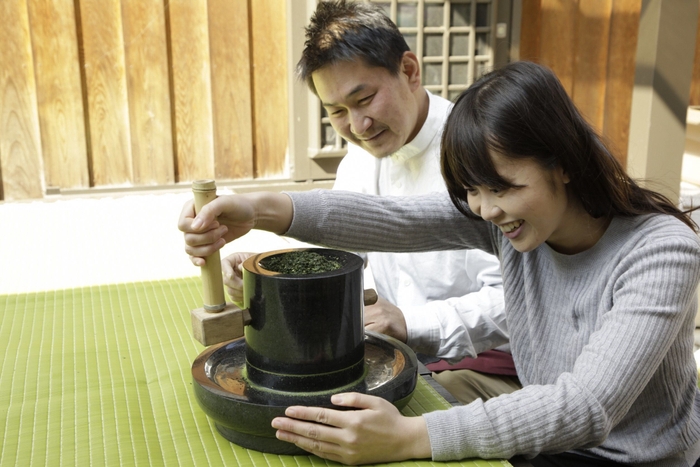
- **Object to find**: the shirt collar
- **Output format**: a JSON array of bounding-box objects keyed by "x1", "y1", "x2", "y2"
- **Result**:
[{"x1": 391, "y1": 91, "x2": 443, "y2": 163}]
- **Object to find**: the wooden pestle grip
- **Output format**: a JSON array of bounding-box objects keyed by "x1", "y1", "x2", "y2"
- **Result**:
[
  {"x1": 192, "y1": 180, "x2": 226, "y2": 312},
  {"x1": 363, "y1": 288, "x2": 378, "y2": 306}
]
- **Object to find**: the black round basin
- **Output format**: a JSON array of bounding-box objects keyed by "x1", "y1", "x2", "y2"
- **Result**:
[{"x1": 192, "y1": 331, "x2": 418, "y2": 455}]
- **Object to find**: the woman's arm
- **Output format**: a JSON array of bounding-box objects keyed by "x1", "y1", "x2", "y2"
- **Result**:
[
  {"x1": 178, "y1": 192, "x2": 293, "y2": 265},
  {"x1": 180, "y1": 189, "x2": 497, "y2": 265},
  {"x1": 286, "y1": 189, "x2": 497, "y2": 254},
  {"x1": 426, "y1": 222, "x2": 700, "y2": 461}
]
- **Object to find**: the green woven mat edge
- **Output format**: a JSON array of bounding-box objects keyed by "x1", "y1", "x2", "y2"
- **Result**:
[{"x1": 0, "y1": 277, "x2": 510, "y2": 467}]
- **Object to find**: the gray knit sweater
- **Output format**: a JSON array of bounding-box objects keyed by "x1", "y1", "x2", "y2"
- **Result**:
[{"x1": 285, "y1": 189, "x2": 700, "y2": 465}]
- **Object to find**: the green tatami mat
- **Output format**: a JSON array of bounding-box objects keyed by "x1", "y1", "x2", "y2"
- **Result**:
[{"x1": 0, "y1": 277, "x2": 510, "y2": 467}]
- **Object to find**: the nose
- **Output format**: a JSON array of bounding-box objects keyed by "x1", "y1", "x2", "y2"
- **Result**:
[
  {"x1": 474, "y1": 194, "x2": 502, "y2": 222},
  {"x1": 350, "y1": 111, "x2": 372, "y2": 136}
]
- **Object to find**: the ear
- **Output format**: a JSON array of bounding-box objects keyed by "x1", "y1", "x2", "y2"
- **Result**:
[
  {"x1": 401, "y1": 52, "x2": 422, "y2": 91},
  {"x1": 559, "y1": 166, "x2": 571, "y2": 184}
]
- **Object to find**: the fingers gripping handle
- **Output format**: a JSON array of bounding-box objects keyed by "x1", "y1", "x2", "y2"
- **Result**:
[
  {"x1": 192, "y1": 180, "x2": 226, "y2": 312},
  {"x1": 363, "y1": 288, "x2": 378, "y2": 306}
]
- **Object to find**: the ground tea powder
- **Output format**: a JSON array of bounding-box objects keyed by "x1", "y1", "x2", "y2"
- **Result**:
[{"x1": 260, "y1": 251, "x2": 343, "y2": 274}]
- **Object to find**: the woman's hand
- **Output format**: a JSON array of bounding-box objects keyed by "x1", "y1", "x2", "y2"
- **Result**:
[
  {"x1": 178, "y1": 192, "x2": 293, "y2": 266},
  {"x1": 271, "y1": 392, "x2": 431, "y2": 465},
  {"x1": 221, "y1": 252, "x2": 255, "y2": 305}
]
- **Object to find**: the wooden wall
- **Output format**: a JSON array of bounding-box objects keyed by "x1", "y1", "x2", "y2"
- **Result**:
[
  {"x1": 0, "y1": 0, "x2": 288, "y2": 201},
  {"x1": 3, "y1": 0, "x2": 700, "y2": 201},
  {"x1": 519, "y1": 0, "x2": 700, "y2": 171},
  {"x1": 520, "y1": 0, "x2": 643, "y2": 168}
]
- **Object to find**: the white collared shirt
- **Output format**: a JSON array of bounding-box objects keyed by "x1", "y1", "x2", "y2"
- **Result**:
[{"x1": 333, "y1": 91, "x2": 508, "y2": 361}]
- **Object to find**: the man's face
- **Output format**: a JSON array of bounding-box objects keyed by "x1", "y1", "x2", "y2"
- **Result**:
[{"x1": 311, "y1": 58, "x2": 420, "y2": 158}]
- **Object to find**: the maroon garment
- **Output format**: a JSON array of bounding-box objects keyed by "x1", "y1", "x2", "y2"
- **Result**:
[{"x1": 426, "y1": 349, "x2": 517, "y2": 376}]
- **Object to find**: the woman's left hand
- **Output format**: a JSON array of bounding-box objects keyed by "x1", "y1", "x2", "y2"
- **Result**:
[{"x1": 271, "y1": 392, "x2": 431, "y2": 465}]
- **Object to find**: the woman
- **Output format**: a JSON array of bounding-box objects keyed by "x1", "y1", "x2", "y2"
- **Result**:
[{"x1": 180, "y1": 61, "x2": 700, "y2": 465}]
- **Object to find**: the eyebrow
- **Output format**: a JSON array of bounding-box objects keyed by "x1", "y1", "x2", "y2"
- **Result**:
[{"x1": 322, "y1": 84, "x2": 367, "y2": 107}]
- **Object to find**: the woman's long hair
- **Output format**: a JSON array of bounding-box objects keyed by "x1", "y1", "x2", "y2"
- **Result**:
[{"x1": 441, "y1": 61, "x2": 699, "y2": 232}]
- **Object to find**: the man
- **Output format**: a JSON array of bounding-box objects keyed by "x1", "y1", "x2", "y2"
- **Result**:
[{"x1": 223, "y1": 0, "x2": 519, "y2": 403}]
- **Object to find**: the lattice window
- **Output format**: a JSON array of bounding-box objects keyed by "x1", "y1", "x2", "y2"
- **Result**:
[{"x1": 319, "y1": 0, "x2": 497, "y2": 154}]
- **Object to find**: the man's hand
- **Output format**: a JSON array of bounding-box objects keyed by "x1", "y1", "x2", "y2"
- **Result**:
[
  {"x1": 271, "y1": 392, "x2": 431, "y2": 465},
  {"x1": 364, "y1": 297, "x2": 408, "y2": 342},
  {"x1": 221, "y1": 252, "x2": 255, "y2": 305}
]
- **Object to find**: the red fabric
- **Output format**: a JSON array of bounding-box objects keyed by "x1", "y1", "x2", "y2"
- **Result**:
[{"x1": 425, "y1": 349, "x2": 517, "y2": 376}]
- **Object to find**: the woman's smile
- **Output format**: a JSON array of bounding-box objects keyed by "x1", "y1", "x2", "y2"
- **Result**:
[
  {"x1": 499, "y1": 220, "x2": 524, "y2": 236},
  {"x1": 498, "y1": 219, "x2": 525, "y2": 240}
]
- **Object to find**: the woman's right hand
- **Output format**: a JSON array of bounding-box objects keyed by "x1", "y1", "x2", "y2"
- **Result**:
[
  {"x1": 222, "y1": 252, "x2": 255, "y2": 306},
  {"x1": 178, "y1": 192, "x2": 293, "y2": 267}
]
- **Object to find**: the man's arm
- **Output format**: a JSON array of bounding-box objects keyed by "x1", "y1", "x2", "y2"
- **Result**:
[{"x1": 402, "y1": 250, "x2": 507, "y2": 361}]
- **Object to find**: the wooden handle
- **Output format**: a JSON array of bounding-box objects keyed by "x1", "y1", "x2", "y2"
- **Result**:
[
  {"x1": 363, "y1": 288, "x2": 378, "y2": 306},
  {"x1": 192, "y1": 180, "x2": 226, "y2": 312}
]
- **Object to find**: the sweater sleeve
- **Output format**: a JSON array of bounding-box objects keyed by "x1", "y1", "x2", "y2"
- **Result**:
[
  {"x1": 424, "y1": 227, "x2": 700, "y2": 462},
  {"x1": 285, "y1": 189, "x2": 498, "y2": 254}
]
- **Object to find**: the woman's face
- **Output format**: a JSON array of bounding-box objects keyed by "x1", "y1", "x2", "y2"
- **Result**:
[{"x1": 466, "y1": 151, "x2": 589, "y2": 254}]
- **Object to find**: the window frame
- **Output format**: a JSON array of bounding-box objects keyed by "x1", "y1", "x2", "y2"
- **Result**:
[{"x1": 287, "y1": 0, "x2": 516, "y2": 182}]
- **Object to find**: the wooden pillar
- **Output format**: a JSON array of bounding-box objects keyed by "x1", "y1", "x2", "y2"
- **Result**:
[{"x1": 627, "y1": 0, "x2": 698, "y2": 203}]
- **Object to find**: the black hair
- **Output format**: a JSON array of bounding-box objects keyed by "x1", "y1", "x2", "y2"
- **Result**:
[
  {"x1": 441, "y1": 61, "x2": 699, "y2": 231},
  {"x1": 296, "y1": 0, "x2": 409, "y2": 94}
]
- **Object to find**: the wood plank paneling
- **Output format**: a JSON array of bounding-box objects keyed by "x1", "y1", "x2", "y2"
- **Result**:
[
  {"x1": 572, "y1": 0, "x2": 613, "y2": 132},
  {"x1": 4, "y1": 0, "x2": 699, "y2": 200},
  {"x1": 519, "y1": 0, "x2": 641, "y2": 167},
  {"x1": 251, "y1": 0, "x2": 288, "y2": 178},
  {"x1": 539, "y1": 0, "x2": 577, "y2": 93},
  {"x1": 519, "y1": 0, "x2": 542, "y2": 61},
  {"x1": 603, "y1": 0, "x2": 641, "y2": 166},
  {"x1": 0, "y1": 0, "x2": 44, "y2": 200},
  {"x1": 78, "y1": 0, "x2": 133, "y2": 186},
  {"x1": 27, "y1": 0, "x2": 89, "y2": 190},
  {"x1": 208, "y1": 0, "x2": 254, "y2": 180},
  {"x1": 122, "y1": 0, "x2": 174, "y2": 185},
  {"x1": 168, "y1": 0, "x2": 215, "y2": 181}
]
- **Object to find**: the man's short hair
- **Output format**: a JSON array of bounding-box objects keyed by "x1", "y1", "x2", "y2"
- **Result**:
[{"x1": 297, "y1": 0, "x2": 410, "y2": 94}]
